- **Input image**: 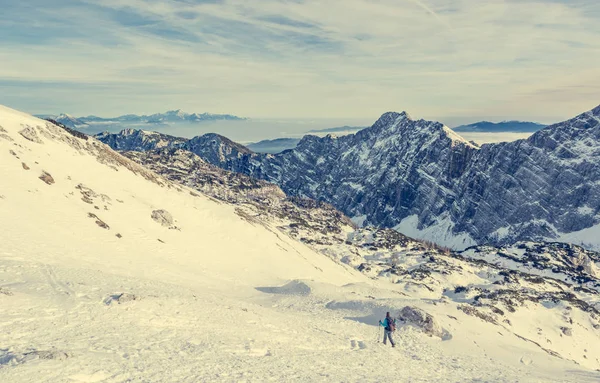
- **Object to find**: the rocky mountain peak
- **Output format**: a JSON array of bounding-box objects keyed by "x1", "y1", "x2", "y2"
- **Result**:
[
  {"x1": 119, "y1": 128, "x2": 139, "y2": 136},
  {"x1": 371, "y1": 111, "x2": 412, "y2": 131}
]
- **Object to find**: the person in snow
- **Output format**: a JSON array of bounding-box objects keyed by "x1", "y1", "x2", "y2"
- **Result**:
[{"x1": 379, "y1": 312, "x2": 396, "y2": 347}]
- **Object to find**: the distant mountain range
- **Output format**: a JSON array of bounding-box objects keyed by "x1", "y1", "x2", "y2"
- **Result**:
[
  {"x1": 307, "y1": 126, "x2": 365, "y2": 134},
  {"x1": 453, "y1": 120, "x2": 546, "y2": 133},
  {"x1": 36, "y1": 110, "x2": 246, "y2": 129},
  {"x1": 246, "y1": 138, "x2": 301, "y2": 154}
]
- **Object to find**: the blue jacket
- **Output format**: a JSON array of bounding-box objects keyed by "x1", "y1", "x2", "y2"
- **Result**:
[{"x1": 380, "y1": 317, "x2": 394, "y2": 329}]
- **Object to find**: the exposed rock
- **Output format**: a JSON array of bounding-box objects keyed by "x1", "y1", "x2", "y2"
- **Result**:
[
  {"x1": 44, "y1": 119, "x2": 88, "y2": 140},
  {"x1": 76, "y1": 184, "x2": 111, "y2": 205},
  {"x1": 39, "y1": 171, "x2": 55, "y2": 185},
  {"x1": 0, "y1": 287, "x2": 13, "y2": 296},
  {"x1": 0, "y1": 125, "x2": 12, "y2": 141},
  {"x1": 104, "y1": 293, "x2": 139, "y2": 305},
  {"x1": 19, "y1": 126, "x2": 44, "y2": 143},
  {"x1": 24, "y1": 350, "x2": 70, "y2": 361},
  {"x1": 21, "y1": 162, "x2": 30, "y2": 170},
  {"x1": 560, "y1": 326, "x2": 573, "y2": 336},
  {"x1": 88, "y1": 213, "x2": 109, "y2": 229},
  {"x1": 95, "y1": 129, "x2": 186, "y2": 151},
  {"x1": 398, "y1": 306, "x2": 448, "y2": 339},
  {"x1": 151, "y1": 209, "x2": 174, "y2": 227},
  {"x1": 1, "y1": 349, "x2": 71, "y2": 366},
  {"x1": 458, "y1": 305, "x2": 498, "y2": 325}
]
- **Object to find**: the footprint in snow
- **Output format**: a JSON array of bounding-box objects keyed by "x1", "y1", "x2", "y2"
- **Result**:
[
  {"x1": 350, "y1": 340, "x2": 367, "y2": 350},
  {"x1": 520, "y1": 356, "x2": 534, "y2": 366}
]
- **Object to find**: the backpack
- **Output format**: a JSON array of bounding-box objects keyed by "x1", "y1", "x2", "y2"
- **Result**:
[{"x1": 386, "y1": 318, "x2": 396, "y2": 332}]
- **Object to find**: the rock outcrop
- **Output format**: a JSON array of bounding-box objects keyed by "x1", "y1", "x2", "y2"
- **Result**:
[{"x1": 151, "y1": 209, "x2": 174, "y2": 227}]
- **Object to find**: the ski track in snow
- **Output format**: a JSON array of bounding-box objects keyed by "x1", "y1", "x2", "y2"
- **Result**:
[{"x1": 1, "y1": 105, "x2": 600, "y2": 382}]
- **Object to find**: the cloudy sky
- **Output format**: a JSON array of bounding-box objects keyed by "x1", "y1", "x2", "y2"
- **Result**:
[{"x1": 1, "y1": 0, "x2": 599, "y2": 123}]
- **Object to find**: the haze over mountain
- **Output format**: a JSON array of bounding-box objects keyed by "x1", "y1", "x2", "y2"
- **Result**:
[
  {"x1": 3, "y1": 104, "x2": 600, "y2": 382},
  {"x1": 453, "y1": 121, "x2": 547, "y2": 133},
  {"x1": 246, "y1": 138, "x2": 301, "y2": 154}
]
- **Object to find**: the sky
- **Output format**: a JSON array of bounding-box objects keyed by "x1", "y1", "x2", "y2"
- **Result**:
[{"x1": 1, "y1": 0, "x2": 599, "y2": 123}]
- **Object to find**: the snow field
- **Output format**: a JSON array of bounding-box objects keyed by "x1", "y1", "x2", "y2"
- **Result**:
[{"x1": 1, "y1": 105, "x2": 599, "y2": 382}]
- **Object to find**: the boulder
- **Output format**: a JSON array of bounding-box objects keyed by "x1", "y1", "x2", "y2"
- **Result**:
[
  {"x1": 151, "y1": 209, "x2": 174, "y2": 227},
  {"x1": 39, "y1": 171, "x2": 55, "y2": 185},
  {"x1": 398, "y1": 306, "x2": 447, "y2": 339}
]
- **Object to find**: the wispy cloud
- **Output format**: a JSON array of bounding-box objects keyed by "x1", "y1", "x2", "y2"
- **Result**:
[{"x1": 0, "y1": 0, "x2": 598, "y2": 122}]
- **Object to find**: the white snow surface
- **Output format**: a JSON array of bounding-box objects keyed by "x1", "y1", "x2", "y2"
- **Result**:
[
  {"x1": 395, "y1": 214, "x2": 477, "y2": 250},
  {"x1": 1, "y1": 105, "x2": 599, "y2": 382}
]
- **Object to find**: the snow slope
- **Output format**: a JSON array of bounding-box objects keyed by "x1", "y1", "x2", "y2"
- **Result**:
[{"x1": 1, "y1": 105, "x2": 599, "y2": 382}]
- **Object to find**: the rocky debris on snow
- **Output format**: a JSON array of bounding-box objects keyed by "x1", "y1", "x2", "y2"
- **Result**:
[
  {"x1": 19, "y1": 125, "x2": 44, "y2": 144},
  {"x1": 235, "y1": 208, "x2": 262, "y2": 226},
  {"x1": 0, "y1": 125, "x2": 12, "y2": 141},
  {"x1": 39, "y1": 171, "x2": 55, "y2": 185},
  {"x1": 25, "y1": 350, "x2": 71, "y2": 361},
  {"x1": 0, "y1": 349, "x2": 71, "y2": 366},
  {"x1": 0, "y1": 287, "x2": 13, "y2": 296},
  {"x1": 560, "y1": 327, "x2": 573, "y2": 336},
  {"x1": 398, "y1": 306, "x2": 449, "y2": 339},
  {"x1": 21, "y1": 162, "x2": 29, "y2": 170},
  {"x1": 76, "y1": 184, "x2": 111, "y2": 205},
  {"x1": 95, "y1": 128, "x2": 186, "y2": 151},
  {"x1": 458, "y1": 305, "x2": 498, "y2": 325},
  {"x1": 88, "y1": 213, "x2": 109, "y2": 229},
  {"x1": 123, "y1": 148, "x2": 354, "y2": 241},
  {"x1": 463, "y1": 242, "x2": 600, "y2": 285},
  {"x1": 151, "y1": 209, "x2": 174, "y2": 227},
  {"x1": 104, "y1": 293, "x2": 140, "y2": 305},
  {"x1": 44, "y1": 118, "x2": 88, "y2": 141}
]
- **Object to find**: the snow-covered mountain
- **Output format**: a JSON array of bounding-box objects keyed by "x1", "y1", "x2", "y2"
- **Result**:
[
  {"x1": 145, "y1": 109, "x2": 246, "y2": 123},
  {"x1": 38, "y1": 114, "x2": 90, "y2": 129},
  {"x1": 94, "y1": 128, "x2": 186, "y2": 151},
  {"x1": 96, "y1": 129, "x2": 255, "y2": 170},
  {"x1": 37, "y1": 110, "x2": 246, "y2": 127},
  {"x1": 454, "y1": 120, "x2": 546, "y2": 133},
  {"x1": 110, "y1": 106, "x2": 598, "y2": 251},
  {"x1": 3, "y1": 104, "x2": 600, "y2": 381},
  {"x1": 54, "y1": 113, "x2": 89, "y2": 129},
  {"x1": 122, "y1": 139, "x2": 600, "y2": 373}
]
